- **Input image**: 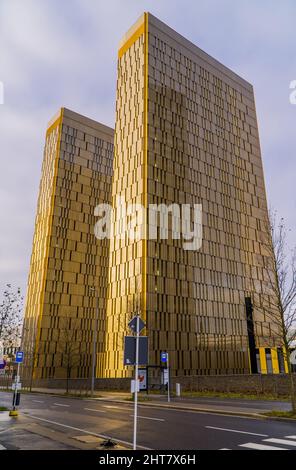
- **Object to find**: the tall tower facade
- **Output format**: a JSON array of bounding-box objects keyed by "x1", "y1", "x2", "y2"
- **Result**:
[
  {"x1": 101, "y1": 13, "x2": 283, "y2": 378},
  {"x1": 23, "y1": 108, "x2": 114, "y2": 379}
]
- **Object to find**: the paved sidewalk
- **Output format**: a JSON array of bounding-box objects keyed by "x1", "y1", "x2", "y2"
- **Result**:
[{"x1": 0, "y1": 412, "x2": 111, "y2": 450}]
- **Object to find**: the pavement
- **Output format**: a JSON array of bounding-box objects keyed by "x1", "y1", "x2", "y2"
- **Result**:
[{"x1": 0, "y1": 390, "x2": 296, "y2": 450}]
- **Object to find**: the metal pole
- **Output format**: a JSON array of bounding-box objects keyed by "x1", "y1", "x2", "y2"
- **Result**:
[
  {"x1": 13, "y1": 362, "x2": 20, "y2": 410},
  {"x1": 133, "y1": 315, "x2": 139, "y2": 450},
  {"x1": 91, "y1": 290, "x2": 99, "y2": 397},
  {"x1": 167, "y1": 353, "x2": 170, "y2": 403}
]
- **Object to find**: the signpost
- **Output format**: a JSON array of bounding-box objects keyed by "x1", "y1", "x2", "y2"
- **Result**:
[
  {"x1": 15, "y1": 351, "x2": 24, "y2": 363},
  {"x1": 128, "y1": 316, "x2": 145, "y2": 334},
  {"x1": 0, "y1": 342, "x2": 4, "y2": 368},
  {"x1": 161, "y1": 351, "x2": 170, "y2": 402},
  {"x1": 0, "y1": 344, "x2": 6, "y2": 378},
  {"x1": 124, "y1": 336, "x2": 148, "y2": 365},
  {"x1": 125, "y1": 315, "x2": 146, "y2": 451},
  {"x1": 12, "y1": 382, "x2": 22, "y2": 391},
  {"x1": 10, "y1": 351, "x2": 24, "y2": 416},
  {"x1": 163, "y1": 368, "x2": 169, "y2": 385},
  {"x1": 134, "y1": 316, "x2": 139, "y2": 451},
  {"x1": 161, "y1": 351, "x2": 168, "y2": 363},
  {"x1": 138, "y1": 368, "x2": 147, "y2": 391}
]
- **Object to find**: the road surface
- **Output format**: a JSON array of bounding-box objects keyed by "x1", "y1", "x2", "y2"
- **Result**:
[{"x1": 0, "y1": 391, "x2": 296, "y2": 450}]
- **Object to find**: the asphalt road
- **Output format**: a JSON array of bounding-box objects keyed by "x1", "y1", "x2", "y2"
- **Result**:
[{"x1": 0, "y1": 391, "x2": 296, "y2": 450}]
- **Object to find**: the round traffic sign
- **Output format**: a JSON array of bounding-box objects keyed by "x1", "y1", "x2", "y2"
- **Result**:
[{"x1": 161, "y1": 352, "x2": 168, "y2": 363}]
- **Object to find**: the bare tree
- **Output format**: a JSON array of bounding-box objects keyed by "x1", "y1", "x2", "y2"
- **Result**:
[
  {"x1": 122, "y1": 276, "x2": 143, "y2": 331},
  {"x1": 57, "y1": 315, "x2": 84, "y2": 394},
  {"x1": 0, "y1": 284, "x2": 23, "y2": 355},
  {"x1": 257, "y1": 210, "x2": 296, "y2": 412},
  {"x1": 127, "y1": 290, "x2": 142, "y2": 322}
]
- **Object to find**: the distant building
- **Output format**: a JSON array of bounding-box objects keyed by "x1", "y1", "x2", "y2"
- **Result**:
[{"x1": 22, "y1": 108, "x2": 114, "y2": 379}]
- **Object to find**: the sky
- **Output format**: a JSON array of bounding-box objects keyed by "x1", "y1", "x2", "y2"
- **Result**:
[{"x1": 0, "y1": 0, "x2": 295, "y2": 300}]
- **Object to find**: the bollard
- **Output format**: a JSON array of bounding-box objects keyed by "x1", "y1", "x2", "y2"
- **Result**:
[{"x1": 176, "y1": 383, "x2": 181, "y2": 397}]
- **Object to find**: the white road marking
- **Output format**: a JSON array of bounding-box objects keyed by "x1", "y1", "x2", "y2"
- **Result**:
[
  {"x1": 0, "y1": 444, "x2": 6, "y2": 450},
  {"x1": 84, "y1": 408, "x2": 106, "y2": 413},
  {"x1": 136, "y1": 406, "x2": 261, "y2": 420},
  {"x1": 32, "y1": 400, "x2": 44, "y2": 403},
  {"x1": 263, "y1": 438, "x2": 296, "y2": 447},
  {"x1": 82, "y1": 401, "x2": 263, "y2": 420},
  {"x1": 129, "y1": 415, "x2": 165, "y2": 422},
  {"x1": 285, "y1": 435, "x2": 296, "y2": 439},
  {"x1": 219, "y1": 448, "x2": 231, "y2": 450},
  {"x1": 53, "y1": 403, "x2": 70, "y2": 407},
  {"x1": 0, "y1": 427, "x2": 18, "y2": 436},
  {"x1": 206, "y1": 426, "x2": 268, "y2": 437},
  {"x1": 239, "y1": 442, "x2": 287, "y2": 450},
  {"x1": 102, "y1": 405, "x2": 120, "y2": 409},
  {"x1": 27, "y1": 414, "x2": 151, "y2": 450}
]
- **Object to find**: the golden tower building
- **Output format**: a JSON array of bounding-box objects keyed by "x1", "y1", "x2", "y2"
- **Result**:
[
  {"x1": 22, "y1": 108, "x2": 114, "y2": 379},
  {"x1": 100, "y1": 13, "x2": 284, "y2": 378}
]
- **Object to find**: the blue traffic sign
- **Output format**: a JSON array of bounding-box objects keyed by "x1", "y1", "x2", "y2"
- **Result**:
[
  {"x1": 161, "y1": 352, "x2": 168, "y2": 363},
  {"x1": 15, "y1": 351, "x2": 24, "y2": 363}
]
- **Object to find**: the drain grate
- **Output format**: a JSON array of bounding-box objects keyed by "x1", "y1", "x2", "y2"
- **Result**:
[{"x1": 100, "y1": 438, "x2": 117, "y2": 448}]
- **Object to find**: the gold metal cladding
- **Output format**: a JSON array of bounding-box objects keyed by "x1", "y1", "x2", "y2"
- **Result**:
[
  {"x1": 118, "y1": 22, "x2": 145, "y2": 58},
  {"x1": 33, "y1": 108, "x2": 64, "y2": 375}
]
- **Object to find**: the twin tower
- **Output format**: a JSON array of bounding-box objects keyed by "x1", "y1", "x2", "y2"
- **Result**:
[{"x1": 22, "y1": 13, "x2": 285, "y2": 382}]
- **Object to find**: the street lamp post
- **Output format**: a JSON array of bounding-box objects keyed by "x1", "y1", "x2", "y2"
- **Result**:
[{"x1": 90, "y1": 287, "x2": 99, "y2": 397}]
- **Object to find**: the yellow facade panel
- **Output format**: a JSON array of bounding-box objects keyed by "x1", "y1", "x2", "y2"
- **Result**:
[
  {"x1": 118, "y1": 22, "x2": 145, "y2": 58},
  {"x1": 259, "y1": 348, "x2": 267, "y2": 374},
  {"x1": 271, "y1": 348, "x2": 280, "y2": 374}
]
